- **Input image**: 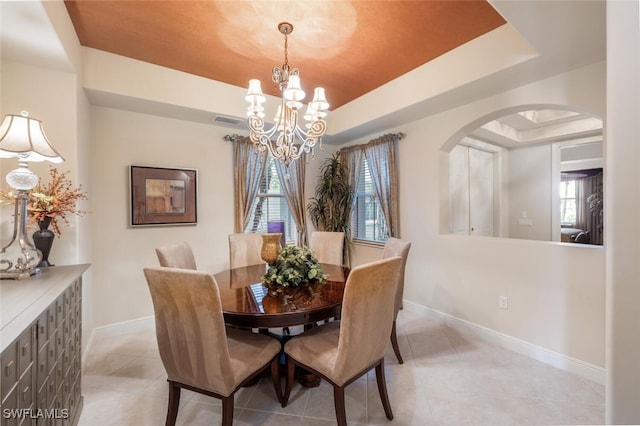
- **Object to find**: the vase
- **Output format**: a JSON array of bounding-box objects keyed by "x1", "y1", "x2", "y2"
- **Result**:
[
  {"x1": 267, "y1": 221, "x2": 286, "y2": 247},
  {"x1": 32, "y1": 217, "x2": 55, "y2": 267},
  {"x1": 261, "y1": 233, "x2": 282, "y2": 265}
]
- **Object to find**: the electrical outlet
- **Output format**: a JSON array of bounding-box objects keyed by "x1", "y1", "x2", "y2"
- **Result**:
[{"x1": 499, "y1": 296, "x2": 509, "y2": 310}]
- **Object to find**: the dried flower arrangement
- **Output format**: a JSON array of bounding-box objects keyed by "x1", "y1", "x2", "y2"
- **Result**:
[{"x1": 0, "y1": 166, "x2": 89, "y2": 236}]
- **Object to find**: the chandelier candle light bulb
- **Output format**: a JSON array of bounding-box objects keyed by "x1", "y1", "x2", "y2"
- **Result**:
[{"x1": 245, "y1": 22, "x2": 330, "y2": 168}]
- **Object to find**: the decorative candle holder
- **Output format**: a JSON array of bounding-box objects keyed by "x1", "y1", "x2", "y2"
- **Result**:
[{"x1": 261, "y1": 233, "x2": 282, "y2": 265}]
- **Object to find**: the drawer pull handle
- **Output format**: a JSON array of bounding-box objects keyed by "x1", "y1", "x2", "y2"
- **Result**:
[
  {"x1": 4, "y1": 360, "x2": 13, "y2": 376},
  {"x1": 22, "y1": 343, "x2": 29, "y2": 356}
]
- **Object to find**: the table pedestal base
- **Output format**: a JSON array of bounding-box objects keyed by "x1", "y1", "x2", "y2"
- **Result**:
[{"x1": 297, "y1": 369, "x2": 321, "y2": 387}]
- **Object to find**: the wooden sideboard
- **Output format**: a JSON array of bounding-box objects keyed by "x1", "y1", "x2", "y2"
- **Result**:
[{"x1": 0, "y1": 264, "x2": 89, "y2": 426}]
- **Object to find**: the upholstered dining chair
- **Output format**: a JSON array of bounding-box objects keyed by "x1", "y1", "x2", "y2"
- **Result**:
[
  {"x1": 155, "y1": 241, "x2": 197, "y2": 270},
  {"x1": 382, "y1": 237, "x2": 412, "y2": 364},
  {"x1": 281, "y1": 257, "x2": 403, "y2": 425},
  {"x1": 309, "y1": 231, "x2": 345, "y2": 265},
  {"x1": 228, "y1": 233, "x2": 264, "y2": 268},
  {"x1": 143, "y1": 267, "x2": 282, "y2": 426}
]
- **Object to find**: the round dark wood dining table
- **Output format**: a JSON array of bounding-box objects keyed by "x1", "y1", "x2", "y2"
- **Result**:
[{"x1": 213, "y1": 263, "x2": 350, "y2": 329}]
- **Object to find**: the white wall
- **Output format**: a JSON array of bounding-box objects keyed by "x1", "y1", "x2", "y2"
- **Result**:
[
  {"x1": 508, "y1": 144, "x2": 553, "y2": 241},
  {"x1": 89, "y1": 107, "x2": 238, "y2": 326},
  {"x1": 350, "y1": 62, "x2": 606, "y2": 372},
  {"x1": 0, "y1": 61, "x2": 82, "y2": 263},
  {"x1": 605, "y1": 0, "x2": 640, "y2": 422}
]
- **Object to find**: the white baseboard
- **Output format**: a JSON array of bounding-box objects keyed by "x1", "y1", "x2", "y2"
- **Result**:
[{"x1": 403, "y1": 300, "x2": 606, "y2": 385}]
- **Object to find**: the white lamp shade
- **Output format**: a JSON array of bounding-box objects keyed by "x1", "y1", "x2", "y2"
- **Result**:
[
  {"x1": 0, "y1": 113, "x2": 64, "y2": 163},
  {"x1": 284, "y1": 75, "x2": 305, "y2": 102},
  {"x1": 245, "y1": 79, "x2": 266, "y2": 103},
  {"x1": 304, "y1": 104, "x2": 321, "y2": 122},
  {"x1": 305, "y1": 102, "x2": 329, "y2": 121},
  {"x1": 309, "y1": 87, "x2": 329, "y2": 111}
]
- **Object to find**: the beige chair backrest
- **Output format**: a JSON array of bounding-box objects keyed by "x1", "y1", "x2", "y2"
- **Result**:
[
  {"x1": 333, "y1": 257, "x2": 402, "y2": 382},
  {"x1": 309, "y1": 231, "x2": 345, "y2": 265},
  {"x1": 228, "y1": 233, "x2": 264, "y2": 268},
  {"x1": 382, "y1": 237, "x2": 412, "y2": 317},
  {"x1": 155, "y1": 241, "x2": 197, "y2": 270},
  {"x1": 144, "y1": 267, "x2": 237, "y2": 396}
]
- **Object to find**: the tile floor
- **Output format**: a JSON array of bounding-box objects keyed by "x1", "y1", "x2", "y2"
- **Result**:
[{"x1": 79, "y1": 309, "x2": 604, "y2": 425}]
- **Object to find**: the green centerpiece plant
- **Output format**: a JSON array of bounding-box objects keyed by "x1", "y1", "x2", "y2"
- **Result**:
[{"x1": 262, "y1": 245, "x2": 328, "y2": 296}]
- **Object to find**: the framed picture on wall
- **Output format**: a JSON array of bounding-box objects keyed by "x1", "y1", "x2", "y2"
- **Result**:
[{"x1": 130, "y1": 165, "x2": 197, "y2": 226}]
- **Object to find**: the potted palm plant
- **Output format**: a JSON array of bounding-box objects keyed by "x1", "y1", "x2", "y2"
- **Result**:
[{"x1": 307, "y1": 153, "x2": 353, "y2": 264}]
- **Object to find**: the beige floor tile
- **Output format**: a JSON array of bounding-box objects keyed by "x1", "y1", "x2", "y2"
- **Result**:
[
  {"x1": 172, "y1": 400, "x2": 229, "y2": 425},
  {"x1": 299, "y1": 417, "x2": 339, "y2": 426},
  {"x1": 246, "y1": 376, "x2": 305, "y2": 415},
  {"x1": 78, "y1": 315, "x2": 605, "y2": 425},
  {"x1": 236, "y1": 409, "x2": 303, "y2": 425},
  {"x1": 302, "y1": 380, "x2": 367, "y2": 424},
  {"x1": 366, "y1": 374, "x2": 436, "y2": 425}
]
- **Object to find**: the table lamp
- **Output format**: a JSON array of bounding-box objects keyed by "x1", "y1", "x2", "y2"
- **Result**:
[{"x1": 0, "y1": 111, "x2": 64, "y2": 279}]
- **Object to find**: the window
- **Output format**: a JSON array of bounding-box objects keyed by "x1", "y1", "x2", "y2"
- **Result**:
[
  {"x1": 352, "y1": 156, "x2": 388, "y2": 242},
  {"x1": 245, "y1": 155, "x2": 297, "y2": 242},
  {"x1": 560, "y1": 179, "x2": 577, "y2": 226}
]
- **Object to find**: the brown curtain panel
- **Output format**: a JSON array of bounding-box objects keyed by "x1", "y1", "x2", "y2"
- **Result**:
[
  {"x1": 228, "y1": 135, "x2": 267, "y2": 233},
  {"x1": 577, "y1": 172, "x2": 603, "y2": 245},
  {"x1": 338, "y1": 145, "x2": 363, "y2": 243},
  {"x1": 363, "y1": 133, "x2": 403, "y2": 238},
  {"x1": 274, "y1": 158, "x2": 308, "y2": 247}
]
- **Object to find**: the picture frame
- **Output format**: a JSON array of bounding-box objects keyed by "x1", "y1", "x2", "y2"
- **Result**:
[{"x1": 130, "y1": 165, "x2": 197, "y2": 226}]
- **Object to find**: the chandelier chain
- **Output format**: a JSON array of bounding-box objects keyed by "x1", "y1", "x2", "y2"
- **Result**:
[{"x1": 284, "y1": 32, "x2": 288, "y2": 68}]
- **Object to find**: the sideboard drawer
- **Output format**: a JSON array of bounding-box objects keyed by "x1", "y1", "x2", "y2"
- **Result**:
[{"x1": 1, "y1": 341, "x2": 18, "y2": 401}]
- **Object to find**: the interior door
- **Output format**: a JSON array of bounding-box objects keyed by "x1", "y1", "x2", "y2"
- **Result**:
[
  {"x1": 469, "y1": 147, "x2": 494, "y2": 236},
  {"x1": 449, "y1": 145, "x2": 470, "y2": 234}
]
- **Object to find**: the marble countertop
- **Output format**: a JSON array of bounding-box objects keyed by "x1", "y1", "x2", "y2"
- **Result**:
[{"x1": 1, "y1": 264, "x2": 90, "y2": 352}]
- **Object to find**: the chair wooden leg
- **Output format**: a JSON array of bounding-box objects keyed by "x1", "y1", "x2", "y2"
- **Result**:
[
  {"x1": 221, "y1": 395, "x2": 234, "y2": 426},
  {"x1": 282, "y1": 355, "x2": 296, "y2": 407},
  {"x1": 165, "y1": 381, "x2": 181, "y2": 426},
  {"x1": 390, "y1": 320, "x2": 404, "y2": 364},
  {"x1": 270, "y1": 357, "x2": 282, "y2": 404},
  {"x1": 333, "y1": 385, "x2": 347, "y2": 426},
  {"x1": 375, "y1": 360, "x2": 394, "y2": 420}
]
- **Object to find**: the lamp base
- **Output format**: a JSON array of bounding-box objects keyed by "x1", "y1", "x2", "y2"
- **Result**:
[{"x1": 0, "y1": 267, "x2": 40, "y2": 280}]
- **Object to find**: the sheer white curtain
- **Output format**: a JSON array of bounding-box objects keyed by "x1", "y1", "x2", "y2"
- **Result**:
[{"x1": 227, "y1": 135, "x2": 267, "y2": 233}]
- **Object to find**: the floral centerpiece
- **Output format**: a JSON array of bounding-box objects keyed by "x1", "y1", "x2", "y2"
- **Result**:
[
  {"x1": 262, "y1": 245, "x2": 328, "y2": 295},
  {"x1": 1, "y1": 166, "x2": 89, "y2": 236}
]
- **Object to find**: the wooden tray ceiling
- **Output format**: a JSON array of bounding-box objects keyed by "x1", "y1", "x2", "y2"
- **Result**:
[{"x1": 64, "y1": 1, "x2": 505, "y2": 110}]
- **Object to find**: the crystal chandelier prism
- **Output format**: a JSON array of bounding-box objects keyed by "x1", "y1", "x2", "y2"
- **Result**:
[{"x1": 245, "y1": 22, "x2": 330, "y2": 167}]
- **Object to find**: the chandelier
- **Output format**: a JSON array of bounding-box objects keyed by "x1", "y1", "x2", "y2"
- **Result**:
[{"x1": 245, "y1": 22, "x2": 330, "y2": 167}]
